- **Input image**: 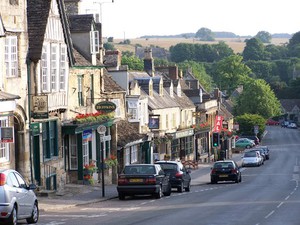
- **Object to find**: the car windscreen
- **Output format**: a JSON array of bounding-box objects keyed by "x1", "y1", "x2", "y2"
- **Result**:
[
  {"x1": 124, "y1": 166, "x2": 155, "y2": 174},
  {"x1": 156, "y1": 163, "x2": 178, "y2": 171},
  {"x1": 244, "y1": 151, "x2": 257, "y2": 157},
  {"x1": 213, "y1": 162, "x2": 234, "y2": 169}
]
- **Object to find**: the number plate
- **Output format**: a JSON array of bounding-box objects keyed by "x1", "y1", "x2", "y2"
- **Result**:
[
  {"x1": 219, "y1": 175, "x2": 228, "y2": 178},
  {"x1": 130, "y1": 178, "x2": 143, "y2": 182}
]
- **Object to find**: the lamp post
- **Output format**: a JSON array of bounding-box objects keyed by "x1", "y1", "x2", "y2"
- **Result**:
[{"x1": 93, "y1": 0, "x2": 114, "y2": 23}]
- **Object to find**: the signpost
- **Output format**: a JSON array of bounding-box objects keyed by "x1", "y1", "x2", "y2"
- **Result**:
[{"x1": 97, "y1": 125, "x2": 106, "y2": 197}]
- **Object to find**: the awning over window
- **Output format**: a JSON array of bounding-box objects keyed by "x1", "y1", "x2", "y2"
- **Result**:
[{"x1": 62, "y1": 119, "x2": 114, "y2": 134}]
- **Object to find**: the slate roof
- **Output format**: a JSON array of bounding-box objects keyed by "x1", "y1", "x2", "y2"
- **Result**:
[
  {"x1": 72, "y1": 47, "x2": 92, "y2": 66},
  {"x1": 68, "y1": 14, "x2": 94, "y2": 32},
  {"x1": 27, "y1": 0, "x2": 74, "y2": 65},
  {"x1": 0, "y1": 91, "x2": 20, "y2": 101},
  {"x1": 117, "y1": 120, "x2": 145, "y2": 147},
  {"x1": 280, "y1": 99, "x2": 300, "y2": 112},
  {"x1": 103, "y1": 69, "x2": 125, "y2": 93}
]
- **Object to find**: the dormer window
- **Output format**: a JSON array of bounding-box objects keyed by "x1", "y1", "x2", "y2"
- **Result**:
[{"x1": 90, "y1": 31, "x2": 99, "y2": 54}]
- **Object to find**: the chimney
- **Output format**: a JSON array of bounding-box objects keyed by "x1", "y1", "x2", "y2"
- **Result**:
[
  {"x1": 143, "y1": 47, "x2": 154, "y2": 76},
  {"x1": 168, "y1": 66, "x2": 178, "y2": 80}
]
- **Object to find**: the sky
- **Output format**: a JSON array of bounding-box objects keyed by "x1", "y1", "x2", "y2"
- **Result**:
[{"x1": 81, "y1": 0, "x2": 300, "y2": 39}]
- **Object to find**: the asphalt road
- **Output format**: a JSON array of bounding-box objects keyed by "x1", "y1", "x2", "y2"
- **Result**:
[{"x1": 37, "y1": 126, "x2": 300, "y2": 225}]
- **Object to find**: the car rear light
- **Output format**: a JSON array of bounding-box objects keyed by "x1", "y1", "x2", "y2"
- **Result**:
[
  {"x1": 145, "y1": 178, "x2": 156, "y2": 184},
  {"x1": 118, "y1": 176, "x2": 128, "y2": 185},
  {"x1": 0, "y1": 212, "x2": 8, "y2": 217},
  {"x1": 175, "y1": 172, "x2": 183, "y2": 178},
  {"x1": 0, "y1": 173, "x2": 6, "y2": 186},
  {"x1": 211, "y1": 169, "x2": 216, "y2": 175},
  {"x1": 231, "y1": 169, "x2": 237, "y2": 174}
]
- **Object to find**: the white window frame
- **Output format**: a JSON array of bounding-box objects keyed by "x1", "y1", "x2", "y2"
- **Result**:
[
  {"x1": 69, "y1": 135, "x2": 78, "y2": 170},
  {"x1": 5, "y1": 36, "x2": 18, "y2": 78},
  {"x1": 59, "y1": 45, "x2": 66, "y2": 90},
  {"x1": 82, "y1": 141, "x2": 89, "y2": 167},
  {"x1": 125, "y1": 147, "x2": 130, "y2": 165},
  {"x1": 111, "y1": 99, "x2": 121, "y2": 118},
  {"x1": 41, "y1": 45, "x2": 50, "y2": 92},
  {"x1": 131, "y1": 145, "x2": 138, "y2": 163},
  {"x1": 0, "y1": 117, "x2": 10, "y2": 163},
  {"x1": 90, "y1": 31, "x2": 99, "y2": 54},
  {"x1": 50, "y1": 43, "x2": 58, "y2": 92}
]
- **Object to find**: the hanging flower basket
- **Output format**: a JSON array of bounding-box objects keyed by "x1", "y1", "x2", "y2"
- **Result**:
[
  {"x1": 73, "y1": 112, "x2": 114, "y2": 124},
  {"x1": 83, "y1": 162, "x2": 97, "y2": 185},
  {"x1": 104, "y1": 155, "x2": 118, "y2": 169}
]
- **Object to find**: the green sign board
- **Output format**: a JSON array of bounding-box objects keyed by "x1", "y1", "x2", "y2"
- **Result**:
[{"x1": 95, "y1": 101, "x2": 116, "y2": 113}]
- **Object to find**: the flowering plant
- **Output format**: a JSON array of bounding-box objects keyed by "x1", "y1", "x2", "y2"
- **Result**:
[
  {"x1": 104, "y1": 155, "x2": 118, "y2": 168},
  {"x1": 83, "y1": 162, "x2": 97, "y2": 185},
  {"x1": 74, "y1": 112, "x2": 114, "y2": 124},
  {"x1": 191, "y1": 122, "x2": 210, "y2": 131}
]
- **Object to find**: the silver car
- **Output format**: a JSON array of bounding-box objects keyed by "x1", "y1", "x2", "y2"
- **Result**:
[{"x1": 0, "y1": 169, "x2": 39, "y2": 225}]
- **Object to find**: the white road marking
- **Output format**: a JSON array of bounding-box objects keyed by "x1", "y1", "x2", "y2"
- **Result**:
[
  {"x1": 285, "y1": 196, "x2": 290, "y2": 200},
  {"x1": 265, "y1": 210, "x2": 275, "y2": 219},
  {"x1": 277, "y1": 202, "x2": 284, "y2": 208}
]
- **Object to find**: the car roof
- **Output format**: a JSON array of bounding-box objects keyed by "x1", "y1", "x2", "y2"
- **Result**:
[
  {"x1": 214, "y1": 160, "x2": 236, "y2": 163},
  {"x1": 155, "y1": 160, "x2": 183, "y2": 165}
]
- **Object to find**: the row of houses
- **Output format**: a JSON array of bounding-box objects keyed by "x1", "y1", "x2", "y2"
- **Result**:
[{"x1": 0, "y1": 0, "x2": 234, "y2": 192}]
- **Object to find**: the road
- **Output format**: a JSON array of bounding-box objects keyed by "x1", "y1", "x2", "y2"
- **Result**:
[{"x1": 37, "y1": 126, "x2": 300, "y2": 225}]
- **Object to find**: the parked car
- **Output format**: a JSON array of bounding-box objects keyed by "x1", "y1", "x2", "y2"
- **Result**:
[
  {"x1": 287, "y1": 122, "x2": 297, "y2": 129},
  {"x1": 266, "y1": 118, "x2": 280, "y2": 125},
  {"x1": 249, "y1": 148, "x2": 266, "y2": 161},
  {"x1": 242, "y1": 150, "x2": 263, "y2": 167},
  {"x1": 253, "y1": 145, "x2": 270, "y2": 160},
  {"x1": 235, "y1": 138, "x2": 255, "y2": 149},
  {"x1": 281, "y1": 121, "x2": 290, "y2": 128},
  {"x1": 0, "y1": 169, "x2": 39, "y2": 225},
  {"x1": 117, "y1": 164, "x2": 171, "y2": 200},
  {"x1": 210, "y1": 160, "x2": 242, "y2": 184},
  {"x1": 155, "y1": 161, "x2": 191, "y2": 192},
  {"x1": 239, "y1": 135, "x2": 260, "y2": 145}
]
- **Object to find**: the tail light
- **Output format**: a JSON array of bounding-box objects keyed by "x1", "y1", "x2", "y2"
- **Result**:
[
  {"x1": 145, "y1": 177, "x2": 156, "y2": 184},
  {"x1": 175, "y1": 172, "x2": 183, "y2": 178},
  {"x1": 211, "y1": 169, "x2": 216, "y2": 175},
  {"x1": 0, "y1": 173, "x2": 6, "y2": 186},
  {"x1": 118, "y1": 175, "x2": 128, "y2": 185},
  {"x1": 231, "y1": 169, "x2": 238, "y2": 174}
]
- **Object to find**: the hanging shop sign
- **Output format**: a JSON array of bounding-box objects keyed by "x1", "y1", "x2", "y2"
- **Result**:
[
  {"x1": 95, "y1": 101, "x2": 116, "y2": 113},
  {"x1": 213, "y1": 115, "x2": 223, "y2": 132},
  {"x1": 0, "y1": 127, "x2": 14, "y2": 143},
  {"x1": 32, "y1": 95, "x2": 49, "y2": 119}
]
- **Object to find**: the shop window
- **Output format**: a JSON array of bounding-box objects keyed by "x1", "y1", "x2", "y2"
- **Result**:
[{"x1": 82, "y1": 141, "x2": 89, "y2": 166}]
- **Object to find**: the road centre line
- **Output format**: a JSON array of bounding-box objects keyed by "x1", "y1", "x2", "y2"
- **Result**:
[
  {"x1": 277, "y1": 202, "x2": 284, "y2": 208},
  {"x1": 265, "y1": 210, "x2": 275, "y2": 219}
]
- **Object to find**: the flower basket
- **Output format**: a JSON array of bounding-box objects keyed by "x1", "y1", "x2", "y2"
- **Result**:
[
  {"x1": 104, "y1": 155, "x2": 118, "y2": 169},
  {"x1": 73, "y1": 112, "x2": 114, "y2": 124},
  {"x1": 83, "y1": 162, "x2": 97, "y2": 185}
]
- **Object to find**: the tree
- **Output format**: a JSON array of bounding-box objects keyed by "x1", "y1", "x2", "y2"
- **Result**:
[
  {"x1": 195, "y1": 27, "x2": 215, "y2": 41},
  {"x1": 213, "y1": 41, "x2": 234, "y2": 60},
  {"x1": 234, "y1": 113, "x2": 266, "y2": 139},
  {"x1": 214, "y1": 55, "x2": 251, "y2": 95},
  {"x1": 243, "y1": 38, "x2": 266, "y2": 61},
  {"x1": 121, "y1": 55, "x2": 143, "y2": 71},
  {"x1": 170, "y1": 43, "x2": 194, "y2": 63},
  {"x1": 234, "y1": 78, "x2": 282, "y2": 119},
  {"x1": 255, "y1": 31, "x2": 272, "y2": 43},
  {"x1": 287, "y1": 31, "x2": 300, "y2": 57},
  {"x1": 103, "y1": 42, "x2": 115, "y2": 50}
]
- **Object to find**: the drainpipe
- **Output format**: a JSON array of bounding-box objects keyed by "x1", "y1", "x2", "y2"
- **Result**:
[{"x1": 26, "y1": 58, "x2": 34, "y2": 183}]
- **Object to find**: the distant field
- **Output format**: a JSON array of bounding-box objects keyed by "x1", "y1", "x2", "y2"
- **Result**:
[{"x1": 112, "y1": 37, "x2": 289, "y2": 54}]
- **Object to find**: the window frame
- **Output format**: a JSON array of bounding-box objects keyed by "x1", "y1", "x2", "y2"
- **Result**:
[{"x1": 5, "y1": 36, "x2": 18, "y2": 78}]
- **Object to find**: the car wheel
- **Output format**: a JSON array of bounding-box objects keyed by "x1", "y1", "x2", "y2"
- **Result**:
[
  {"x1": 8, "y1": 205, "x2": 17, "y2": 225},
  {"x1": 118, "y1": 193, "x2": 125, "y2": 200},
  {"x1": 235, "y1": 176, "x2": 239, "y2": 183},
  {"x1": 163, "y1": 183, "x2": 172, "y2": 196},
  {"x1": 211, "y1": 178, "x2": 217, "y2": 184},
  {"x1": 155, "y1": 185, "x2": 163, "y2": 199},
  {"x1": 185, "y1": 181, "x2": 191, "y2": 192},
  {"x1": 177, "y1": 182, "x2": 184, "y2": 193},
  {"x1": 26, "y1": 202, "x2": 39, "y2": 224},
  {"x1": 239, "y1": 175, "x2": 242, "y2": 182}
]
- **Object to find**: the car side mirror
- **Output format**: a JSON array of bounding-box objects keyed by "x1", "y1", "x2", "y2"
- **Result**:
[{"x1": 28, "y1": 183, "x2": 37, "y2": 190}]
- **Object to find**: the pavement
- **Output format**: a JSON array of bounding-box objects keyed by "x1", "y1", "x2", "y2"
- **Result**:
[{"x1": 38, "y1": 153, "x2": 243, "y2": 212}]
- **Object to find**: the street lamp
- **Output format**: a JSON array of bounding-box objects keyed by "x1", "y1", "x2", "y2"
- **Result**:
[{"x1": 93, "y1": 0, "x2": 114, "y2": 23}]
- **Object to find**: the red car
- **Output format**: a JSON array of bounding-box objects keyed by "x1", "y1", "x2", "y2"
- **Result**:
[{"x1": 266, "y1": 119, "x2": 280, "y2": 125}]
